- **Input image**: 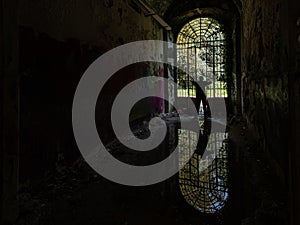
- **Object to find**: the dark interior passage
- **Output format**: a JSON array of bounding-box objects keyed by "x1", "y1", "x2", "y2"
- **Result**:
[{"x1": 0, "y1": 0, "x2": 300, "y2": 225}]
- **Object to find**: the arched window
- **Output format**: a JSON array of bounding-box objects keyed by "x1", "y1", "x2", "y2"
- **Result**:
[{"x1": 177, "y1": 17, "x2": 227, "y2": 99}]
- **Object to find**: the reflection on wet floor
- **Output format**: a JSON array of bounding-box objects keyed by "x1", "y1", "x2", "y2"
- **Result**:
[
  {"x1": 105, "y1": 112, "x2": 229, "y2": 214},
  {"x1": 178, "y1": 130, "x2": 228, "y2": 213},
  {"x1": 153, "y1": 112, "x2": 229, "y2": 214},
  {"x1": 16, "y1": 111, "x2": 289, "y2": 225}
]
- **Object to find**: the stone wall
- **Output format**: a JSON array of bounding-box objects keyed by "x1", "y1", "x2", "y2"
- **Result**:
[
  {"x1": 241, "y1": 0, "x2": 290, "y2": 181},
  {"x1": 240, "y1": 0, "x2": 299, "y2": 224}
]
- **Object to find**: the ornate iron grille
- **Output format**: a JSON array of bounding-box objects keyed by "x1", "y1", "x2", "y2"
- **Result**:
[{"x1": 177, "y1": 18, "x2": 227, "y2": 99}]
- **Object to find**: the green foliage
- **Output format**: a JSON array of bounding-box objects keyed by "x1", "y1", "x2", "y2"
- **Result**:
[{"x1": 177, "y1": 17, "x2": 229, "y2": 92}]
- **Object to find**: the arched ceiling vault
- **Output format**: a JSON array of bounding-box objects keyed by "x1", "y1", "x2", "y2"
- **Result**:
[{"x1": 146, "y1": 0, "x2": 241, "y2": 37}]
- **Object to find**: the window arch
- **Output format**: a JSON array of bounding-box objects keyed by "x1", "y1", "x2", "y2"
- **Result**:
[{"x1": 176, "y1": 17, "x2": 227, "y2": 98}]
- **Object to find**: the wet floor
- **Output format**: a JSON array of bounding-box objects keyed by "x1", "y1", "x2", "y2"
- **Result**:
[{"x1": 15, "y1": 115, "x2": 288, "y2": 225}]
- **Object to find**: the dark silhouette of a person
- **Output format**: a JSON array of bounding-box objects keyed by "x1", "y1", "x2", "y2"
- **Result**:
[
  {"x1": 192, "y1": 77, "x2": 212, "y2": 155},
  {"x1": 192, "y1": 76, "x2": 211, "y2": 118}
]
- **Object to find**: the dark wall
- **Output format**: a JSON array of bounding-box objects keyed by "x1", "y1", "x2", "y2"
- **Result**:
[
  {"x1": 241, "y1": 0, "x2": 290, "y2": 181},
  {"x1": 18, "y1": 0, "x2": 166, "y2": 180},
  {"x1": 287, "y1": 0, "x2": 300, "y2": 224},
  {"x1": 1, "y1": 0, "x2": 19, "y2": 223},
  {"x1": 19, "y1": 29, "x2": 100, "y2": 179},
  {"x1": 240, "y1": 0, "x2": 300, "y2": 224}
]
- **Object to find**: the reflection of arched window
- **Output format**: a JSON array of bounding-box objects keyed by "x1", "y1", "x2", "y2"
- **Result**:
[
  {"x1": 177, "y1": 17, "x2": 227, "y2": 98},
  {"x1": 178, "y1": 130, "x2": 228, "y2": 213}
]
